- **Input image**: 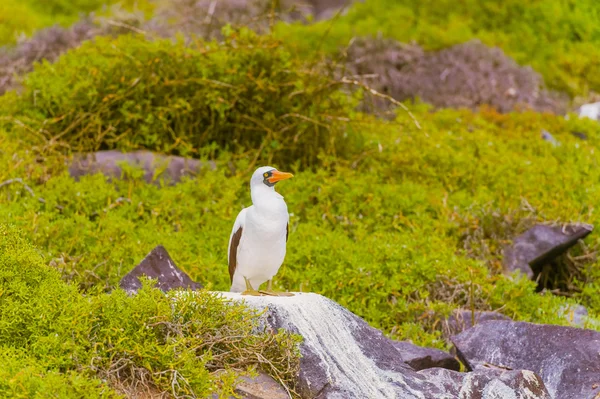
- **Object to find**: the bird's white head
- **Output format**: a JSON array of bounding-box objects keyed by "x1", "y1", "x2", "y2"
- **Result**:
[
  {"x1": 250, "y1": 166, "x2": 294, "y2": 189},
  {"x1": 250, "y1": 166, "x2": 294, "y2": 204}
]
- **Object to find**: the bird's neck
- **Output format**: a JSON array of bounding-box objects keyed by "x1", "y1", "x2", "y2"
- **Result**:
[{"x1": 251, "y1": 185, "x2": 287, "y2": 217}]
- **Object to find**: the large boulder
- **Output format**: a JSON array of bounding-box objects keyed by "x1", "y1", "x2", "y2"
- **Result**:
[
  {"x1": 452, "y1": 320, "x2": 600, "y2": 399},
  {"x1": 216, "y1": 292, "x2": 551, "y2": 399},
  {"x1": 120, "y1": 245, "x2": 202, "y2": 294},
  {"x1": 502, "y1": 223, "x2": 593, "y2": 279}
]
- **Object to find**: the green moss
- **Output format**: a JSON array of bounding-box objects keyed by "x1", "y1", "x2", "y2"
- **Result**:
[{"x1": 274, "y1": 0, "x2": 600, "y2": 97}]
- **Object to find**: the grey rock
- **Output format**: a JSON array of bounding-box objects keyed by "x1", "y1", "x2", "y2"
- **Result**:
[
  {"x1": 68, "y1": 150, "x2": 216, "y2": 185},
  {"x1": 559, "y1": 304, "x2": 589, "y2": 327},
  {"x1": 502, "y1": 223, "x2": 593, "y2": 279},
  {"x1": 571, "y1": 131, "x2": 588, "y2": 140},
  {"x1": 235, "y1": 371, "x2": 289, "y2": 399},
  {"x1": 419, "y1": 367, "x2": 551, "y2": 398},
  {"x1": 120, "y1": 245, "x2": 202, "y2": 294},
  {"x1": 452, "y1": 320, "x2": 600, "y2": 399},
  {"x1": 541, "y1": 129, "x2": 560, "y2": 146},
  {"x1": 392, "y1": 341, "x2": 460, "y2": 371},
  {"x1": 217, "y1": 292, "x2": 551, "y2": 399},
  {"x1": 443, "y1": 309, "x2": 511, "y2": 337},
  {"x1": 578, "y1": 102, "x2": 600, "y2": 121},
  {"x1": 282, "y1": 0, "x2": 357, "y2": 21}
]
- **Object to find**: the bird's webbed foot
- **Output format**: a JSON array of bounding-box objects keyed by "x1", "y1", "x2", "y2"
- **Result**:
[
  {"x1": 258, "y1": 280, "x2": 295, "y2": 296},
  {"x1": 240, "y1": 277, "x2": 264, "y2": 296},
  {"x1": 241, "y1": 289, "x2": 264, "y2": 296}
]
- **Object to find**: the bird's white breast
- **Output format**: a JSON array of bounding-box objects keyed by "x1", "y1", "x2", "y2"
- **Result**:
[{"x1": 236, "y1": 198, "x2": 288, "y2": 285}]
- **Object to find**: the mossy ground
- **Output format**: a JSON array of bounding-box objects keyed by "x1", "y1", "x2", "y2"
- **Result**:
[{"x1": 1, "y1": 0, "x2": 600, "y2": 397}]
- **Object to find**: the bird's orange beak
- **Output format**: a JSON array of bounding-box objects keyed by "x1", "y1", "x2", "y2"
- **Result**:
[{"x1": 268, "y1": 170, "x2": 294, "y2": 184}]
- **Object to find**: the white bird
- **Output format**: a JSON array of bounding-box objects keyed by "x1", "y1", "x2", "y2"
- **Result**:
[{"x1": 228, "y1": 166, "x2": 294, "y2": 296}]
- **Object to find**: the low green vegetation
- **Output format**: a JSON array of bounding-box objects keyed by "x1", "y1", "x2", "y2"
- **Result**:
[
  {"x1": 1, "y1": 0, "x2": 600, "y2": 396},
  {"x1": 274, "y1": 0, "x2": 600, "y2": 98},
  {"x1": 0, "y1": 0, "x2": 152, "y2": 46},
  {"x1": 0, "y1": 224, "x2": 300, "y2": 397}
]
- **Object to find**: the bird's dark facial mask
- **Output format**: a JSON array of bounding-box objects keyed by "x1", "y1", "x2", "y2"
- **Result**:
[{"x1": 263, "y1": 170, "x2": 294, "y2": 187}]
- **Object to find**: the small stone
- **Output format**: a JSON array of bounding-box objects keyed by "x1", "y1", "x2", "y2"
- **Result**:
[
  {"x1": 392, "y1": 341, "x2": 460, "y2": 371},
  {"x1": 119, "y1": 245, "x2": 202, "y2": 294},
  {"x1": 578, "y1": 102, "x2": 600, "y2": 121},
  {"x1": 541, "y1": 129, "x2": 560, "y2": 146},
  {"x1": 559, "y1": 304, "x2": 589, "y2": 327},
  {"x1": 502, "y1": 223, "x2": 593, "y2": 279},
  {"x1": 235, "y1": 371, "x2": 288, "y2": 399}
]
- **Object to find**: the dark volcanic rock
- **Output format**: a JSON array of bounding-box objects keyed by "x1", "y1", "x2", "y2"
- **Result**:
[
  {"x1": 120, "y1": 245, "x2": 202, "y2": 294},
  {"x1": 443, "y1": 309, "x2": 511, "y2": 337},
  {"x1": 503, "y1": 223, "x2": 593, "y2": 279},
  {"x1": 68, "y1": 150, "x2": 215, "y2": 185},
  {"x1": 220, "y1": 293, "x2": 551, "y2": 399},
  {"x1": 452, "y1": 320, "x2": 600, "y2": 399},
  {"x1": 392, "y1": 341, "x2": 460, "y2": 371}
]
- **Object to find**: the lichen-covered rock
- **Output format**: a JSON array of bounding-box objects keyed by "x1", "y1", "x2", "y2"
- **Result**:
[
  {"x1": 120, "y1": 245, "x2": 202, "y2": 294},
  {"x1": 452, "y1": 320, "x2": 600, "y2": 399},
  {"x1": 217, "y1": 292, "x2": 551, "y2": 399},
  {"x1": 419, "y1": 368, "x2": 551, "y2": 399}
]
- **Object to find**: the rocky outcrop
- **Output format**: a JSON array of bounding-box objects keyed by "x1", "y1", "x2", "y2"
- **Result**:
[
  {"x1": 217, "y1": 292, "x2": 551, "y2": 399},
  {"x1": 120, "y1": 245, "x2": 202, "y2": 294},
  {"x1": 68, "y1": 150, "x2": 215, "y2": 185},
  {"x1": 452, "y1": 320, "x2": 600, "y2": 399},
  {"x1": 502, "y1": 223, "x2": 593, "y2": 279}
]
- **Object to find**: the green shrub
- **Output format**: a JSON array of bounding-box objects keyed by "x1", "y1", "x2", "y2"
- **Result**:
[
  {"x1": 6, "y1": 29, "x2": 361, "y2": 168},
  {"x1": 0, "y1": 224, "x2": 301, "y2": 397},
  {"x1": 274, "y1": 0, "x2": 600, "y2": 97}
]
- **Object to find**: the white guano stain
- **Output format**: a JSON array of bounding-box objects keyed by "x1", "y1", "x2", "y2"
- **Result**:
[{"x1": 217, "y1": 292, "x2": 426, "y2": 399}]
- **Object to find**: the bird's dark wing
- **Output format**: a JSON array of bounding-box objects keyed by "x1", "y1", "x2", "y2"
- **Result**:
[
  {"x1": 229, "y1": 226, "x2": 243, "y2": 283},
  {"x1": 286, "y1": 223, "x2": 289, "y2": 242}
]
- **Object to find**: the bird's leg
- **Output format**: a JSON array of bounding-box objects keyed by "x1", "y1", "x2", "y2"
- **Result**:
[
  {"x1": 259, "y1": 279, "x2": 294, "y2": 297},
  {"x1": 240, "y1": 277, "x2": 262, "y2": 296}
]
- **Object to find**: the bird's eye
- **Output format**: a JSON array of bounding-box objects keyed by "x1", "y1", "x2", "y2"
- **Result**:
[{"x1": 263, "y1": 173, "x2": 268, "y2": 177}]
